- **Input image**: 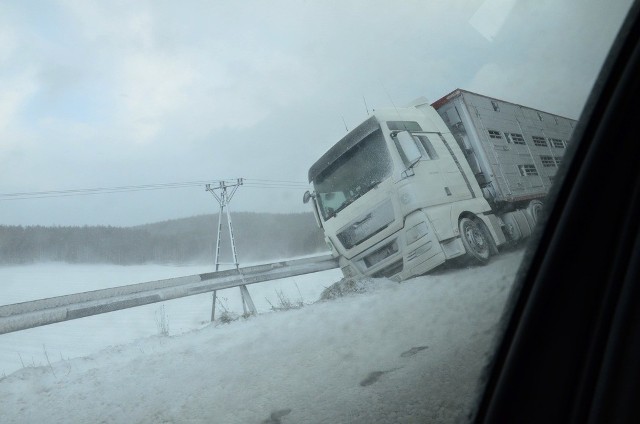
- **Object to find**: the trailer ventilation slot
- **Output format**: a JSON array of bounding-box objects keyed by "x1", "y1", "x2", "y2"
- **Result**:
[
  {"x1": 532, "y1": 136, "x2": 548, "y2": 147},
  {"x1": 488, "y1": 130, "x2": 503, "y2": 139},
  {"x1": 506, "y1": 133, "x2": 526, "y2": 145},
  {"x1": 518, "y1": 164, "x2": 539, "y2": 176},
  {"x1": 540, "y1": 155, "x2": 557, "y2": 167}
]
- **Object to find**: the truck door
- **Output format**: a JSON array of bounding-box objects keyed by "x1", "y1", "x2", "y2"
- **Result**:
[{"x1": 415, "y1": 132, "x2": 476, "y2": 202}]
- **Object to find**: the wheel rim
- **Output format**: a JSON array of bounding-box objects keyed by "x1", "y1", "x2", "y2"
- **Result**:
[{"x1": 463, "y1": 221, "x2": 489, "y2": 257}]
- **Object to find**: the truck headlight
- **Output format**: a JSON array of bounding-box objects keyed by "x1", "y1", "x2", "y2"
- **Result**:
[
  {"x1": 341, "y1": 265, "x2": 355, "y2": 278},
  {"x1": 326, "y1": 239, "x2": 336, "y2": 253},
  {"x1": 406, "y1": 222, "x2": 428, "y2": 244}
]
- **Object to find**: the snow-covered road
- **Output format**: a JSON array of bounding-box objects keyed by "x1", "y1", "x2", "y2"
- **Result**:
[{"x1": 0, "y1": 251, "x2": 523, "y2": 423}]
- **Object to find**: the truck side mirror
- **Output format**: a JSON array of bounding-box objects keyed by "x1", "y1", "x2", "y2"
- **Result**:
[
  {"x1": 303, "y1": 190, "x2": 313, "y2": 204},
  {"x1": 303, "y1": 190, "x2": 323, "y2": 229},
  {"x1": 394, "y1": 131, "x2": 422, "y2": 167}
]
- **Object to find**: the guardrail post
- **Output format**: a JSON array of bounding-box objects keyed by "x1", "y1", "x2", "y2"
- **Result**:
[
  {"x1": 211, "y1": 290, "x2": 217, "y2": 322},
  {"x1": 240, "y1": 285, "x2": 256, "y2": 315},
  {"x1": 238, "y1": 271, "x2": 257, "y2": 316}
]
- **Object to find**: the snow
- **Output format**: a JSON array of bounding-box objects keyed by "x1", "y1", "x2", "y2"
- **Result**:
[
  {"x1": 0, "y1": 251, "x2": 523, "y2": 423},
  {"x1": 0, "y1": 262, "x2": 342, "y2": 376}
]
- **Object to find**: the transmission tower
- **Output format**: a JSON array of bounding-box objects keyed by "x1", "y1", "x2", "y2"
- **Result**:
[{"x1": 205, "y1": 178, "x2": 256, "y2": 320}]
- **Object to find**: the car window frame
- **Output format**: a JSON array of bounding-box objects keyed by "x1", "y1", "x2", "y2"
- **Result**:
[{"x1": 474, "y1": 1, "x2": 640, "y2": 422}]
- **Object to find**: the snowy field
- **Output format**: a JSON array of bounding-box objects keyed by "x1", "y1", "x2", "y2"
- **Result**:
[
  {"x1": 0, "y1": 251, "x2": 524, "y2": 423},
  {"x1": 0, "y1": 260, "x2": 343, "y2": 376}
]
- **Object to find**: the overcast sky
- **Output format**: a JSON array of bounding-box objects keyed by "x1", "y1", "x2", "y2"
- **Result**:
[{"x1": 0, "y1": 0, "x2": 633, "y2": 226}]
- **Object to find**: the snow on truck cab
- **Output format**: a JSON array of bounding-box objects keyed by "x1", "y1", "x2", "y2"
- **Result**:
[{"x1": 304, "y1": 89, "x2": 577, "y2": 281}]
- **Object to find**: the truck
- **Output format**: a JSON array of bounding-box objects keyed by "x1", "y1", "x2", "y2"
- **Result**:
[{"x1": 303, "y1": 88, "x2": 577, "y2": 281}]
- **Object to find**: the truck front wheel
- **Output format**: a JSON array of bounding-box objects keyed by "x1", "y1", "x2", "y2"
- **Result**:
[{"x1": 459, "y1": 217, "x2": 491, "y2": 264}]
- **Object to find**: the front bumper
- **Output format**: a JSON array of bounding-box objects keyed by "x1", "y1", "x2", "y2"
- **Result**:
[{"x1": 339, "y1": 210, "x2": 446, "y2": 281}]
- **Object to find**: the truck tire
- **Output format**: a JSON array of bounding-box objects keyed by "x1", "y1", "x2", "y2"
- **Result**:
[
  {"x1": 459, "y1": 217, "x2": 491, "y2": 264},
  {"x1": 527, "y1": 200, "x2": 544, "y2": 225}
]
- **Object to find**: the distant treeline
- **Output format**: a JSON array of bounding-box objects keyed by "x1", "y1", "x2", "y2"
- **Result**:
[{"x1": 0, "y1": 212, "x2": 327, "y2": 265}]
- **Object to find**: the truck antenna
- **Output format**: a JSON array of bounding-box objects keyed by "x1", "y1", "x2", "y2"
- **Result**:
[
  {"x1": 363, "y1": 95, "x2": 370, "y2": 115},
  {"x1": 341, "y1": 115, "x2": 349, "y2": 132},
  {"x1": 381, "y1": 81, "x2": 401, "y2": 118}
]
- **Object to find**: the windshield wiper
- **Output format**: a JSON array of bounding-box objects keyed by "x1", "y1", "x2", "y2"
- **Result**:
[
  {"x1": 323, "y1": 179, "x2": 382, "y2": 219},
  {"x1": 328, "y1": 182, "x2": 380, "y2": 218},
  {"x1": 365, "y1": 178, "x2": 382, "y2": 191},
  {"x1": 332, "y1": 197, "x2": 355, "y2": 216}
]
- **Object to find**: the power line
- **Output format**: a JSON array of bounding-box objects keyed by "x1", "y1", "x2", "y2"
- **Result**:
[
  {"x1": 1, "y1": 180, "x2": 212, "y2": 197},
  {"x1": 0, "y1": 178, "x2": 309, "y2": 201},
  {"x1": 243, "y1": 185, "x2": 307, "y2": 190},
  {"x1": 245, "y1": 178, "x2": 309, "y2": 185},
  {"x1": 243, "y1": 183, "x2": 308, "y2": 188}
]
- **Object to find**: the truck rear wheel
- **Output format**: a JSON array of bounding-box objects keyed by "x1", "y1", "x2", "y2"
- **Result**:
[
  {"x1": 459, "y1": 217, "x2": 491, "y2": 264},
  {"x1": 527, "y1": 200, "x2": 544, "y2": 225}
]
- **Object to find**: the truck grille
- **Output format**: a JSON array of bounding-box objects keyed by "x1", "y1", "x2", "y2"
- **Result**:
[
  {"x1": 337, "y1": 200, "x2": 395, "y2": 249},
  {"x1": 364, "y1": 241, "x2": 399, "y2": 268},
  {"x1": 372, "y1": 260, "x2": 404, "y2": 278}
]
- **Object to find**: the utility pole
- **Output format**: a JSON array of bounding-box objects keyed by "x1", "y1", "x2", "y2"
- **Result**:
[{"x1": 205, "y1": 178, "x2": 256, "y2": 321}]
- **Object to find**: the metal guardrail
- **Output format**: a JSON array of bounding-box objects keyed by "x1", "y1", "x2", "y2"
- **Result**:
[{"x1": 0, "y1": 255, "x2": 340, "y2": 335}]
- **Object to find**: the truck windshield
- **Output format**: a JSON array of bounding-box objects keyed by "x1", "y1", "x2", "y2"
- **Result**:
[{"x1": 314, "y1": 129, "x2": 392, "y2": 220}]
